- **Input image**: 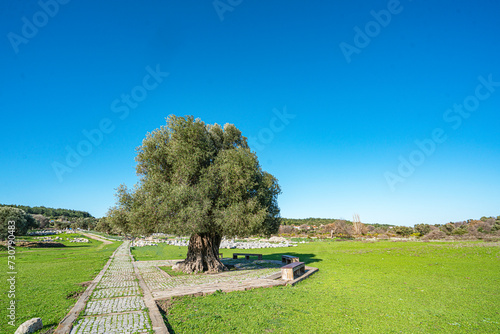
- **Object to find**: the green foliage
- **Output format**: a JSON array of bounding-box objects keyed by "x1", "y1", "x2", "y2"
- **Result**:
[
  {"x1": 95, "y1": 217, "x2": 114, "y2": 234},
  {"x1": 281, "y1": 218, "x2": 353, "y2": 226},
  {"x1": 53, "y1": 221, "x2": 71, "y2": 230},
  {"x1": 0, "y1": 207, "x2": 38, "y2": 240},
  {"x1": 441, "y1": 223, "x2": 455, "y2": 235},
  {"x1": 368, "y1": 223, "x2": 395, "y2": 229},
  {"x1": 0, "y1": 204, "x2": 92, "y2": 219},
  {"x1": 32, "y1": 214, "x2": 50, "y2": 228},
  {"x1": 394, "y1": 225, "x2": 414, "y2": 237},
  {"x1": 452, "y1": 226, "x2": 468, "y2": 235},
  {"x1": 108, "y1": 115, "x2": 281, "y2": 238},
  {"x1": 414, "y1": 223, "x2": 431, "y2": 236}
]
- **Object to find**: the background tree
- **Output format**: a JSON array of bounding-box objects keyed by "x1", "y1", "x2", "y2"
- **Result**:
[
  {"x1": 0, "y1": 207, "x2": 38, "y2": 240},
  {"x1": 109, "y1": 115, "x2": 281, "y2": 273},
  {"x1": 414, "y1": 223, "x2": 431, "y2": 236},
  {"x1": 32, "y1": 214, "x2": 50, "y2": 228},
  {"x1": 0, "y1": 204, "x2": 92, "y2": 219},
  {"x1": 394, "y1": 226, "x2": 414, "y2": 237},
  {"x1": 95, "y1": 217, "x2": 113, "y2": 234}
]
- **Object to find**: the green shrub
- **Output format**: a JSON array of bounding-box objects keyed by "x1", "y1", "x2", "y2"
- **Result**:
[
  {"x1": 0, "y1": 207, "x2": 38, "y2": 240},
  {"x1": 422, "y1": 230, "x2": 446, "y2": 240},
  {"x1": 441, "y1": 223, "x2": 455, "y2": 235},
  {"x1": 414, "y1": 224, "x2": 431, "y2": 235},
  {"x1": 394, "y1": 226, "x2": 414, "y2": 237},
  {"x1": 452, "y1": 227, "x2": 467, "y2": 235}
]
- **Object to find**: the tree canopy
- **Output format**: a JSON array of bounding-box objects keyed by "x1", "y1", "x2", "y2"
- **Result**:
[
  {"x1": 0, "y1": 206, "x2": 38, "y2": 240},
  {"x1": 0, "y1": 204, "x2": 92, "y2": 219},
  {"x1": 108, "y1": 115, "x2": 281, "y2": 272}
]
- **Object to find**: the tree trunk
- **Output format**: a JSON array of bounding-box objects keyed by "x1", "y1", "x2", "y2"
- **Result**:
[{"x1": 172, "y1": 233, "x2": 225, "y2": 273}]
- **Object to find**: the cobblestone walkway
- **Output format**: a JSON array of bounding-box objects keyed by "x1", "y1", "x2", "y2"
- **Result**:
[
  {"x1": 61, "y1": 242, "x2": 314, "y2": 333},
  {"x1": 136, "y1": 258, "x2": 286, "y2": 300},
  {"x1": 70, "y1": 242, "x2": 154, "y2": 334}
]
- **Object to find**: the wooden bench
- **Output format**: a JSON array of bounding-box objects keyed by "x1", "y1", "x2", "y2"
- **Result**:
[
  {"x1": 282, "y1": 255, "x2": 299, "y2": 264},
  {"x1": 232, "y1": 253, "x2": 263, "y2": 260},
  {"x1": 281, "y1": 262, "x2": 305, "y2": 280}
]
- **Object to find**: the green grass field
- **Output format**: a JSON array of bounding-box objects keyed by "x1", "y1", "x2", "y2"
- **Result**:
[
  {"x1": 133, "y1": 240, "x2": 500, "y2": 333},
  {"x1": 0, "y1": 233, "x2": 119, "y2": 333}
]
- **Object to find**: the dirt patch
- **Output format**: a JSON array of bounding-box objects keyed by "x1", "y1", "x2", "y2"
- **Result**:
[
  {"x1": 41, "y1": 326, "x2": 55, "y2": 334},
  {"x1": 156, "y1": 297, "x2": 181, "y2": 315},
  {"x1": 156, "y1": 298, "x2": 179, "y2": 333},
  {"x1": 78, "y1": 281, "x2": 92, "y2": 288},
  {"x1": 13, "y1": 241, "x2": 66, "y2": 248},
  {"x1": 66, "y1": 289, "x2": 85, "y2": 300},
  {"x1": 80, "y1": 232, "x2": 113, "y2": 245},
  {"x1": 67, "y1": 281, "x2": 92, "y2": 300}
]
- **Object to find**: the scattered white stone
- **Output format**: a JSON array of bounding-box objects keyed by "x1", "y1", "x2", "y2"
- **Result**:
[
  {"x1": 69, "y1": 238, "x2": 89, "y2": 243},
  {"x1": 131, "y1": 236, "x2": 298, "y2": 248},
  {"x1": 14, "y1": 318, "x2": 42, "y2": 334}
]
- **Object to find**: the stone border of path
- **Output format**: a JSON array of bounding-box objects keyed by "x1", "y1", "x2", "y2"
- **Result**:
[
  {"x1": 54, "y1": 246, "x2": 119, "y2": 334},
  {"x1": 55, "y1": 241, "x2": 169, "y2": 334},
  {"x1": 129, "y1": 246, "x2": 169, "y2": 334}
]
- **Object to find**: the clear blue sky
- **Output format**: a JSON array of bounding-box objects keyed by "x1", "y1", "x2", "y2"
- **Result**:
[{"x1": 1, "y1": 0, "x2": 499, "y2": 226}]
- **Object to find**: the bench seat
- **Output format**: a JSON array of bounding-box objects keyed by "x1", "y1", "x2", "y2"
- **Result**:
[
  {"x1": 282, "y1": 255, "x2": 300, "y2": 264},
  {"x1": 232, "y1": 253, "x2": 263, "y2": 260},
  {"x1": 281, "y1": 261, "x2": 305, "y2": 280}
]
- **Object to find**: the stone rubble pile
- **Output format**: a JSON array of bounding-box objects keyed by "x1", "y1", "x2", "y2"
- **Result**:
[
  {"x1": 220, "y1": 239, "x2": 297, "y2": 249},
  {"x1": 131, "y1": 237, "x2": 298, "y2": 248},
  {"x1": 34, "y1": 236, "x2": 63, "y2": 242},
  {"x1": 29, "y1": 230, "x2": 65, "y2": 236},
  {"x1": 131, "y1": 239, "x2": 159, "y2": 247},
  {"x1": 69, "y1": 238, "x2": 89, "y2": 243}
]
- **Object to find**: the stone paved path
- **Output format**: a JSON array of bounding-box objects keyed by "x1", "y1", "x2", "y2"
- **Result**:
[
  {"x1": 136, "y1": 259, "x2": 287, "y2": 300},
  {"x1": 69, "y1": 241, "x2": 154, "y2": 334},
  {"x1": 59, "y1": 241, "x2": 316, "y2": 333}
]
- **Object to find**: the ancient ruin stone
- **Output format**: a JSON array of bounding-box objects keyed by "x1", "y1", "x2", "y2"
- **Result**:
[{"x1": 14, "y1": 318, "x2": 42, "y2": 334}]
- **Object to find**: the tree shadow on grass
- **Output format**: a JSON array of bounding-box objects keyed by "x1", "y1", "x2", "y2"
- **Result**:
[{"x1": 262, "y1": 252, "x2": 322, "y2": 264}]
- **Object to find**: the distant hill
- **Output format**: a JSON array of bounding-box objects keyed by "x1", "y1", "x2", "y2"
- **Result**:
[
  {"x1": 0, "y1": 204, "x2": 93, "y2": 219},
  {"x1": 281, "y1": 217, "x2": 394, "y2": 227},
  {"x1": 281, "y1": 218, "x2": 345, "y2": 226}
]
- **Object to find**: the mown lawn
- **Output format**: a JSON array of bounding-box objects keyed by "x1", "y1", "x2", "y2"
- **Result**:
[
  {"x1": 0, "y1": 233, "x2": 119, "y2": 333},
  {"x1": 133, "y1": 240, "x2": 500, "y2": 333}
]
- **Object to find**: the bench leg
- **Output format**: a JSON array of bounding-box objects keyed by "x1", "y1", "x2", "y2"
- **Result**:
[
  {"x1": 245, "y1": 255, "x2": 249, "y2": 260},
  {"x1": 258, "y1": 255, "x2": 262, "y2": 260},
  {"x1": 233, "y1": 254, "x2": 237, "y2": 259}
]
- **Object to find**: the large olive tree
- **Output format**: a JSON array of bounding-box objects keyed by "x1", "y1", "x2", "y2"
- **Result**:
[{"x1": 109, "y1": 115, "x2": 281, "y2": 273}]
